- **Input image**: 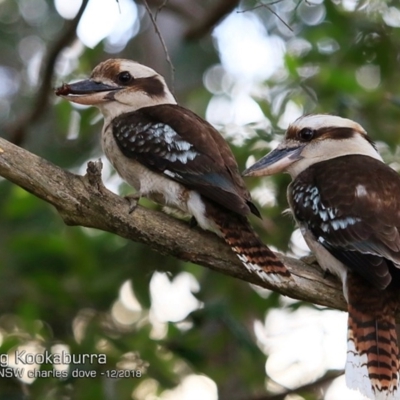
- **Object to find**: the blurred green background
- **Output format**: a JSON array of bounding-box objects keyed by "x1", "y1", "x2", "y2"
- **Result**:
[{"x1": 1, "y1": 0, "x2": 400, "y2": 399}]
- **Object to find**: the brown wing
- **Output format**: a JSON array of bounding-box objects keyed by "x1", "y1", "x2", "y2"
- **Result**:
[
  {"x1": 112, "y1": 104, "x2": 259, "y2": 217},
  {"x1": 290, "y1": 155, "x2": 400, "y2": 289}
]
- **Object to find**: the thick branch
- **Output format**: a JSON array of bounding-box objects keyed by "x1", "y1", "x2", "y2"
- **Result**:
[{"x1": 0, "y1": 136, "x2": 346, "y2": 311}]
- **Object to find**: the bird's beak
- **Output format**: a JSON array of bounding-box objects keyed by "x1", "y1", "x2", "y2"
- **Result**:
[
  {"x1": 243, "y1": 145, "x2": 304, "y2": 177},
  {"x1": 55, "y1": 79, "x2": 121, "y2": 105}
]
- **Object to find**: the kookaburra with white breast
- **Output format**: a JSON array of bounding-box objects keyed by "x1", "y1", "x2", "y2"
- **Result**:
[
  {"x1": 243, "y1": 114, "x2": 400, "y2": 400},
  {"x1": 55, "y1": 58, "x2": 290, "y2": 284}
]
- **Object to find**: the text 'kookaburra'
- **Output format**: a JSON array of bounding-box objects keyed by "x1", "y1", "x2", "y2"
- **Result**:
[
  {"x1": 244, "y1": 114, "x2": 400, "y2": 400},
  {"x1": 55, "y1": 58, "x2": 291, "y2": 286}
]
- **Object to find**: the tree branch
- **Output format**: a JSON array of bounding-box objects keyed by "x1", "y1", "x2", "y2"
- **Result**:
[
  {"x1": 7, "y1": 0, "x2": 90, "y2": 145},
  {"x1": 251, "y1": 370, "x2": 343, "y2": 400},
  {"x1": 0, "y1": 136, "x2": 346, "y2": 310}
]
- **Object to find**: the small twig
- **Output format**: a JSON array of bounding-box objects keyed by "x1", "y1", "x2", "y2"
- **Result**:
[
  {"x1": 7, "y1": 0, "x2": 90, "y2": 145},
  {"x1": 154, "y1": 0, "x2": 169, "y2": 20},
  {"x1": 143, "y1": 0, "x2": 201, "y2": 21},
  {"x1": 244, "y1": 0, "x2": 285, "y2": 7},
  {"x1": 116, "y1": 0, "x2": 121, "y2": 14},
  {"x1": 142, "y1": 0, "x2": 175, "y2": 91},
  {"x1": 294, "y1": 0, "x2": 305, "y2": 11},
  {"x1": 238, "y1": 1, "x2": 293, "y2": 33},
  {"x1": 245, "y1": 370, "x2": 343, "y2": 400},
  {"x1": 299, "y1": 82, "x2": 318, "y2": 105}
]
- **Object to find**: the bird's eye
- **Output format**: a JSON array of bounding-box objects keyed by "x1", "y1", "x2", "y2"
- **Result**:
[
  {"x1": 298, "y1": 128, "x2": 315, "y2": 141},
  {"x1": 117, "y1": 71, "x2": 133, "y2": 84}
]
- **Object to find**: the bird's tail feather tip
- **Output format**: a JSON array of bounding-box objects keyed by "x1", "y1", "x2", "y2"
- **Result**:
[
  {"x1": 346, "y1": 293, "x2": 400, "y2": 400},
  {"x1": 212, "y1": 209, "x2": 292, "y2": 284},
  {"x1": 346, "y1": 360, "x2": 400, "y2": 400},
  {"x1": 236, "y1": 252, "x2": 292, "y2": 284},
  {"x1": 345, "y1": 342, "x2": 400, "y2": 400},
  {"x1": 345, "y1": 382, "x2": 400, "y2": 400}
]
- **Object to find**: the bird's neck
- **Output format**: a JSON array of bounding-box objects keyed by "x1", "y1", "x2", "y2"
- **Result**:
[
  {"x1": 98, "y1": 93, "x2": 177, "y2": 124},
  {"x1": 287, "y1": 136, "x2": 383, "y2": 179}
]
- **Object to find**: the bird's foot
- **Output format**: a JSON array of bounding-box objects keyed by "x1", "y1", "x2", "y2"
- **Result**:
[{"x1": 124, "y1": 193, "x2": 141, "y2": 214}]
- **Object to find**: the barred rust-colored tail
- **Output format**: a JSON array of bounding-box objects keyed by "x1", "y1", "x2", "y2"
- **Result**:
[
  {"x1": 210, "y1": 208, "x2": 291, "y2": 284},
  {"x1": 346, "y1": 272, "x2": 400, "y2": 400}
]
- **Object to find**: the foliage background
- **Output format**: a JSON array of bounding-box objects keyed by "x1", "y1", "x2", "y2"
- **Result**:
[{"x1": 1, "y1": 0, "x2": 400, "y2": 399}]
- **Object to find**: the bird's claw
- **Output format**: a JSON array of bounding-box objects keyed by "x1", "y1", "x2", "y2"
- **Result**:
[{"x1": 124, "y1": 193, "x2": 141, "y2": 214}]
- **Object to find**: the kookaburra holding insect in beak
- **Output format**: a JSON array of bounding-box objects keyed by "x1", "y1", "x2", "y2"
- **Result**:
[
  {"x1": 243, "y1": 114, "x2": 400, "y2": 400},
  {"x1": 55, "y1": 58, "x2": 290, "y2": 284}
]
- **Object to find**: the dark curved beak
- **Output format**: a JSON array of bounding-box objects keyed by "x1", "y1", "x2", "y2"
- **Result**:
[
  {"x1": 55, "y1": 79, "x2": 121, "y2": 105},
  {"x1": 55, "y1": 79, "x2": 119, "y2": 96},
  {"x1": 243, "y1": 146, "x2": 304, "y2": 177}
]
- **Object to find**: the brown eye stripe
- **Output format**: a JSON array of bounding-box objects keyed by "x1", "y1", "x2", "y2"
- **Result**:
[
  {"x1": 287, "y1": 126, "x2": 355, "y2": 140},
  {"x1": 287, "y1": 126, "x2": 375, "y2": 148},
  {"x1": 131, "y1": 76, "x2": 166, "y2": 97},
  {"x1": 315, "y1": 127, "x2": 356, "y2": 140}
]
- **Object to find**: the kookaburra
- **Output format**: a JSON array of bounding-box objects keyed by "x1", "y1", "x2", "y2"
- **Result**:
[
  {"x1": 55, "y1": 58, "x2": 290, "y2": 284},
  {"x1": 243, "y1": 114, "x2": 400, "y2": 400}
]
